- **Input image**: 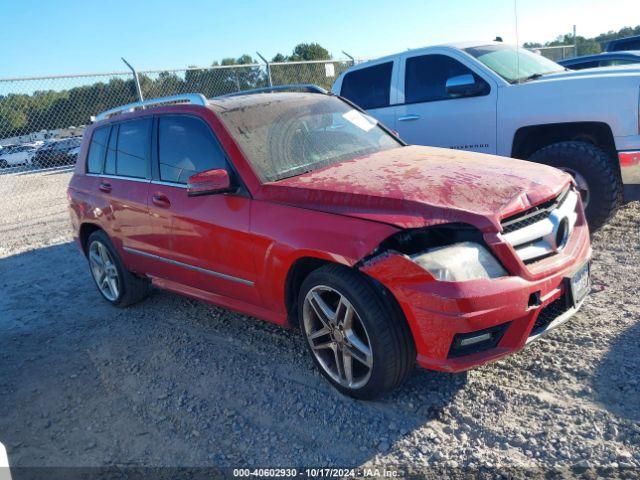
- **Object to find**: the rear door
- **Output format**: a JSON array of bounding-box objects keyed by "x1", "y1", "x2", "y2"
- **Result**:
[
  {"x1": 338, "y1": 60, "x2": 398, "y2": 131},
  {"x1": 146, "y1": 114, "x2": 258, "y2": 304},
  {"x1": 395, "y1": 52, "x2": 498, "y2": 154},
  {"x1": 86, "y1": 118, "x2": 156, "y2": 274}
]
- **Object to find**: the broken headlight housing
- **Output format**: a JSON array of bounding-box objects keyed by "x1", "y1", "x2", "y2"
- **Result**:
[{"x1": 411, "y1": 241, "x2": 507, "y2": 282}]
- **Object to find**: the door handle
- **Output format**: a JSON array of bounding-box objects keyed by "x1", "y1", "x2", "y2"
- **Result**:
[
  {"x1": 99, "y1": 181, "x2": 112, "y2": 193},
  {"x1": 398, "y1": 114, "x2": 421, "y2": 122},
  {"x1": 152, "y1": 193, "x2": 171, "y2": 208}
]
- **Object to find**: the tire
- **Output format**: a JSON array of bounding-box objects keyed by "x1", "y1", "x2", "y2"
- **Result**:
[
  {"x1": 528, "y1": 141, "x2": 622, "y2": 231},
  {"x1": 0, "y1": 160, "x2": 8, "y2": 169},
  {"x1": 298, "y1": 264, "x2": 415, "y2": 400},
  {"x1": 86, "y1": 230, "x2": 151, "y2": 307}
]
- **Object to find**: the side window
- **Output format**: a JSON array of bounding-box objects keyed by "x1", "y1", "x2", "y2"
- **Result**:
[
  {"x1": 405, "y1": 54, "x2": 489, "y2": 104},
  {"x1": 116, "y1": 118, "x2": 151, "y2": 178},
  {"x1": 340, "y1": 62, "x2": 393, "y2": 110},
  {"x1": 158, "y1": 116, "x2": 227, "y2": 184},
  {"x1": 86, "y1": 127, "x2": 110, "y2": 174}
]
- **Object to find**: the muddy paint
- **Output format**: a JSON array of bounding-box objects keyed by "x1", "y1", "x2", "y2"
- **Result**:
[{"x1": 258, "y1": 145, "x2": 571, "y2": 232}]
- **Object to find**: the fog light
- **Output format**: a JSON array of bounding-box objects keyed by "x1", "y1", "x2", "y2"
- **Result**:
[
  {"x1": 458, "y1": 332, "x2": 492, "y2": 347},
  {"x1": 448, "y1": 323, "x2": 510, "y2": 358}
]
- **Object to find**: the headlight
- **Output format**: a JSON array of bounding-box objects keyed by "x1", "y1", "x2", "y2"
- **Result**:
[{"x1": 411, "y1": 241, "x2": 507, "y2": 281}]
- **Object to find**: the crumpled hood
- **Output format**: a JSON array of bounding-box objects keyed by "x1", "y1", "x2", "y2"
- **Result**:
[{"x1": 258, "y1": 146, "x2": 572, "y2": 232}]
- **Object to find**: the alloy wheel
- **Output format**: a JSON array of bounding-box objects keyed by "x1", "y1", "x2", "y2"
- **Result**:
[
  {"x1": 88, "y1": 241, "x2": 120, "y2": 301},
  {"x1": 302, "y1": 285, "x2": 373, "y2": 389}
]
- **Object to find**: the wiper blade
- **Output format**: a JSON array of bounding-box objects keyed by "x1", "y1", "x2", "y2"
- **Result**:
[{"x1": 522, "y1": 73, "x2": 543, "y2": 82}]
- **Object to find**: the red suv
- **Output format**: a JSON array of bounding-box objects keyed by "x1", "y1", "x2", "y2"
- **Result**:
[{"x1": 68, "y1": 87, "x2": 592, "y2": 399}]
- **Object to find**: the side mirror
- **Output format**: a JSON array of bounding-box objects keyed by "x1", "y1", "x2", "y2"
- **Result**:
[
  {"x1": 445, "y1": 74, "x2": 483, "y2": 97},
  {"x1": 187, "y1": 168, "x2": 232, "y2": 197}
]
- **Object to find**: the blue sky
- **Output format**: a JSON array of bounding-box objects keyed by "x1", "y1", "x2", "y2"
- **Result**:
[{"x1": 1, "y1": 0, "x2": 638, "y2": 78}]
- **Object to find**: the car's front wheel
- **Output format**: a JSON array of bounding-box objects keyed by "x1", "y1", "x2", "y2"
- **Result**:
[
  {"x1": 86, "y1": 230, "x2": 150, "y2": 307},
  {"x1": 299, "y1": 264, "x2": 415, "y2": 399}
]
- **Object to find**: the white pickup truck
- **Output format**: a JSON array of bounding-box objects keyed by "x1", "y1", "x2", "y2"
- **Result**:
[{"x1": 332, "y1": 41, "x2": 640, "y2": 230}]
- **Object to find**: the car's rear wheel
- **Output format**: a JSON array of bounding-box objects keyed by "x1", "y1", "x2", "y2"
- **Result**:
[
  {"x1": 86, "y1": 230, "x2": 150, "y2": 307},
  {"x1": 299, "y1": 264, "x2": 415, "y2": 399},
  {"x1": 528, "y1": 141, "x2": 622, "y2": 231},
  {"x1": 0, "y1": 160, "x2": 8, "y2": 169}
]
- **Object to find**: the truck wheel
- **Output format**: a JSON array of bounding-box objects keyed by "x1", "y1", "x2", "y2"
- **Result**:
[
  {"x1": 86, "y1": 230, "x2": 151, "y2": 307},
  {"x1": 529, "y1": 141, "x2": 622, "y2": 231},
  {"x1": 299, "y1": 264, "x2": 415, "y2": 400}
]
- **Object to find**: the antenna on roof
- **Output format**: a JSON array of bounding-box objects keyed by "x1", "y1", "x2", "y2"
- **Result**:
[
  {"x1": 514, "y1": 0, "x2": 521, "y2": 83},
  {"x1": 122, "y1": 57, "x2": 144, "y2": 102}
]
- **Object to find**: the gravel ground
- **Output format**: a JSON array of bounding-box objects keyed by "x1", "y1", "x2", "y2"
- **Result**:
[{"x1": 0, "y1": 170, "x2": 639, "y2": 477}]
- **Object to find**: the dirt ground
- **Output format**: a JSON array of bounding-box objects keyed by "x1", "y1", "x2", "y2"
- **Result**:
[{"x1": 0, "y1": 170, "x2": 638, "y2": 477}]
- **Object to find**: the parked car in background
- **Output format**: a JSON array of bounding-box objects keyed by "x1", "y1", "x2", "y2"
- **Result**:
[
  {"x1": 332, "y1": 41, "x2": 640, "y2": 230},
  {"x1": 32, "y1": 137, "x2": 83, "y2": 168},
  {"x1": 68, "y1": 90, "x2": 591, "y2": 399},
  {"x1": 559, "y1": 51, "x2": 640, "y2": 70},
  {"x1": 0, "y1": 143, "x2": 39, "y2": 168},
  {"x1": 605, "y1": 34, "x2": 640, "y2": 52}
]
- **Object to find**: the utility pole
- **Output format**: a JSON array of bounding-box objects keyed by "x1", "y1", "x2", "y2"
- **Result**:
[{"x1": 573, "y1": 25, "x2": 578, "y2": 57}]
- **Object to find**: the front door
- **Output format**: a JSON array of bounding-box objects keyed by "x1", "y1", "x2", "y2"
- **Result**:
[
  {"x1": 147, "y1": 114, "x2": 258, "y2": 304},
  {"x1": 395, "y1": 53, "x2": 498, "y2": 154}
]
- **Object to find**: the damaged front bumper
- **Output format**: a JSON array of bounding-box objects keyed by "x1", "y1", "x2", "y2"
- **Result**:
[{"x1": 360, "y1": 229, "x2": 592, "y2": 373}]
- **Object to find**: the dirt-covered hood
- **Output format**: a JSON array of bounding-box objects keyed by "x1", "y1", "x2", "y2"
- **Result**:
[{"x1": 258, "y1": 146, "x2": 572, "y2": 232}]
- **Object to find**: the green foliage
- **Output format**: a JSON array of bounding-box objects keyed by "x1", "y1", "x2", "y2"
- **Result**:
[
  {"x1": 270, "y1": 42, "x2": 343, "y2": 90},
  {"x1": 524, "y1": 24, "x2": 640, "y2": 57}
]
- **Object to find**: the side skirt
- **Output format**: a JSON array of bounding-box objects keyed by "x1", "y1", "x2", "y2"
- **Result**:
[{"x1": 149, "y1": 275, "x2": 288, "y2": 327}]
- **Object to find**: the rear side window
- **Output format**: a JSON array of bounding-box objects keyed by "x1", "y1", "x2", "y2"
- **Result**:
[
  {"x1": 116, "y1": 118, "x2": 151, "y2": 178},
  {"x1": 608, "y1": 39, "x2": 640, "y2": 51},
  {"x1": 86, "y1": 127, "x2": 110, "y2": 173},
  {"x1": 405, "y1": 54, "x2": 488, "y2": 104},
  {"x1": 158, "y1": 116, "x2": 227, "y2": 184},
  {"x1": 340, "y1": 62, "x2": 393, "y2": 110}
]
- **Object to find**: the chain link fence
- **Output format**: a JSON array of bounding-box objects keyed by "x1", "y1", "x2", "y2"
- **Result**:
[
  {"x1": 530, "y1": 45, "x2": 577, "y2": 61},
  {"x1": 0, "y1": 59, "x2": 356, "y2": 252}
]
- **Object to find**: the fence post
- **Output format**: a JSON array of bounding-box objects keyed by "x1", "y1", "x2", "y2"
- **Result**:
[
  {"x1": 121, "y1": 57, "x2": 144, "y2": 102},
  {"x1": 256, "y1": 52, "x2": 272, "y2": 87},
  {"x1": 342, "y1": 51, "x2": 356, "y2": 65}
]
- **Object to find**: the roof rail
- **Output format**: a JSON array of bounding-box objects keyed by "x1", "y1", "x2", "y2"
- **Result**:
[
  {"x1": 94, "y1": 93, "x2": 208, "y2": 122},
  {"x1": 224, "y1": 84, "x2": 328, "y2": 97}
]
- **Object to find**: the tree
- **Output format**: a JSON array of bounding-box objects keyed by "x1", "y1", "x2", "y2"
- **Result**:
[
  {"x1": 524, "y1": 24, "x2": 640, "y2": 58},
  {"x1": 289, "y1": 43, "x2": 331, "y2": 61},
  {"x1": 270, "y1": 43, "x2": 335, "y2": 88}
]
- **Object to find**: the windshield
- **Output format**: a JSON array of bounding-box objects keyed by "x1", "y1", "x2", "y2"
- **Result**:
[
  {"x1": 465, "y1": 44, "x2": 564, "y2": 83},
  {"x1": 211, "y1": 93, "x2": 401, "y2": 182}
]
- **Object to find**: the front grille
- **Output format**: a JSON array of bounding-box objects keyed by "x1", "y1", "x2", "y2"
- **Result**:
[
  {"x1": 501, "y1": 192, "x2": 565, "y2": 234},
  {"x1": 530, "y1": 294, "x2": 571, "y2": 336},
  {"x1": 500, "y1": 187, "x2": 579, "y2": 264}
]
